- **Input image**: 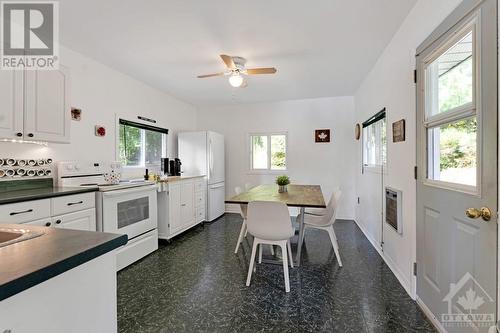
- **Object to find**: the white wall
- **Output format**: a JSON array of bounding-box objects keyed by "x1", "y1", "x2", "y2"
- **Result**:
[
  {"x1": 0, "y1": 46, "x2": 197, "y2": 178},
  {"x1": 197, "y1": 96, "x2": 356, "y2": 220},
  {"x1": 354, "y1": 0, "x2": 462, "y2": 297}
]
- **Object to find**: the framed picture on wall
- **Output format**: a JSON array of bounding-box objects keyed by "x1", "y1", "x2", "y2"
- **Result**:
[
  {"x1": 392, "y1": 119, "x2": 405, "y2": 142},
  {"x1": 315, "y1": 129, "x2": 330, "y2": 143}
]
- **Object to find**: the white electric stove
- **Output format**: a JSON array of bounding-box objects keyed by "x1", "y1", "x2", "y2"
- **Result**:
[{"x1": 57, "y1": 161, "x2": 158, "y2": 271}]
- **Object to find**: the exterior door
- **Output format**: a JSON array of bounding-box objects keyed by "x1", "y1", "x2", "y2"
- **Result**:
[
  {"x1": 416, "y1": 0, "x2": 497, "y2": 331},
  {"x1": 24, "y1": 66, "x2": 70, "y2": 143}
]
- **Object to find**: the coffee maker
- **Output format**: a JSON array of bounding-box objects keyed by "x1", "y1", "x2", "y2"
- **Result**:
[
  {"x1": 161, "y1": 157, "x2": 181, "y2": 176},
  {"x1": 161, "y1": 158, "x2": 170, "y2": 176},
  {"x1": 173, "y1": 158, "x2": 182, "y2": 176}
]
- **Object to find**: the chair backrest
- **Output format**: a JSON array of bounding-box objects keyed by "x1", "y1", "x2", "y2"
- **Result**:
[
  {"x1": 247, "y1": 201, "x2": 295, "y2": 240},
  {"x1": 321, "y1": 189, "x2": 342, "y2": 226},
  {"x1": 235, "y1": 186, "x2": 243, "y2": 195}
]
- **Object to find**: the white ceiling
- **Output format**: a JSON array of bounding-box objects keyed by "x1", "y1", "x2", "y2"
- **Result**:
[{"x1": 59, "y1": 0, "x2": 417, "y2": 106}]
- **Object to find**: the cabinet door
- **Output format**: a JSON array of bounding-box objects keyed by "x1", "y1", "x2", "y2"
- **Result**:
[
  {"x1": 0, "y1": 70, "x2": 23, "y2": 139},
  {"x1": 24, "y1": 217, "x2": 53, "y2": 227},
  {"x1": 53, "y1": 208, "x2": 96, "y2": 231},
  {"x1": 24, "y1": 66, "x2": 70, "y2": 143},
  {"x1": 180, "y1": 182, "x2": 194, "y2": 226},
  {"x1": 168, "y1": 184, "x2": 182, "y2": 231}
]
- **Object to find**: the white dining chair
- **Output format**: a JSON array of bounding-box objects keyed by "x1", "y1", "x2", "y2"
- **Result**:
[
  {"x1": 299, "y1": 189, "x2": 343, "y2": 267},
  {"x1": 234, "y1": 186, "x2": 248, "y2": 253},
  {"x1": 303, "y1": 187, "x2": 340, "y2": 216},
  {"x1": 234, "y1": 186, "x2": 274, "y2": 255},
  {"x1": 246, "y1": 201, "x2": 295, "y2": 292}
]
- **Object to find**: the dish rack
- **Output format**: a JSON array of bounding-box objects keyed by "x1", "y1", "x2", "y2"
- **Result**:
[{"x1": 0, "y1": 158, "x2": 53, "y2": 180}]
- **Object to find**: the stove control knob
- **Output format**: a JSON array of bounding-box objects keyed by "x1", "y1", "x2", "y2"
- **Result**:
[{"x1": 74, "y1": 164, "x2": 80, "y2": 171}]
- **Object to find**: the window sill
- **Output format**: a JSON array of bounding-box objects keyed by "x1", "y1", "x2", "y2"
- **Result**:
[
  {"x1": 247, "y1": 169, "x2": 288, "y2": 175},
  {"x1": 363, "y1": 165, "x2": 387, "y2": 175}
]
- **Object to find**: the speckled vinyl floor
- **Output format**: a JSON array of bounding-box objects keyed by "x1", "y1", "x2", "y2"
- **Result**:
[{"x1": 117, "y1": 214, "x2": 436, "y2": 333}]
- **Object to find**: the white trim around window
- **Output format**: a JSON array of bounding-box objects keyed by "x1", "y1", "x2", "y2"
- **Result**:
[{"x1": 247, "y1": 132, "x2": 288, "y2": 174}]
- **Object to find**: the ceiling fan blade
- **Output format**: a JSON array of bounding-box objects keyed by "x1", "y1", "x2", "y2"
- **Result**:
[
  {"x1": 220, "y1": 54, "x2": 236, "y2": 69},
  {"x1": 197, "y1": 72, "x2": 225, "y2": 78},
  {"x1": 246, "y1": 67, "x2": 277, "y2": 75}
]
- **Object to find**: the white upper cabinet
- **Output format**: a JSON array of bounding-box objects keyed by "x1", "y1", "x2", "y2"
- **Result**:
[
  {"x1": 0, "y1": 66, "x2": 70, "y2": 143},
  {"x1": 0, "y1": 70, "x2": 23, "y2": 139},
  {"x1": 24, "y1": 66, "x2": 71, "y2": 143}
]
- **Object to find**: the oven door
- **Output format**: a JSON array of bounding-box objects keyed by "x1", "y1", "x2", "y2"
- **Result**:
[{"x1": 101, "y1": 185, "x2": 157, "y2": 239}]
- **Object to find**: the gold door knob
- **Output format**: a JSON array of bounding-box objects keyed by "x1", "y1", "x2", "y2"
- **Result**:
[{"x1": 465, "y1": 207, "x2": 492, "y2": 221}]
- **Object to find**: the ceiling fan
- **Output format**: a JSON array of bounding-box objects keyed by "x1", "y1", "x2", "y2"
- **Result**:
[{"x1": 197, "y1": 54, "x2": 277, "y2": 88}]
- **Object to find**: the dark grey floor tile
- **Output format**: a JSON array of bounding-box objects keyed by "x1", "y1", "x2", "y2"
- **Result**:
[{"x1": 117, "y1": 214, "x2": 435, "y2": 333}]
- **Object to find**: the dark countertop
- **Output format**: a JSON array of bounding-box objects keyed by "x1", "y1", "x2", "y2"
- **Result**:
[
  {"x1": 0, "y1": 186, "x2": 97, "y2": 205},
  {"x1": 0, "y1": 224, "x2": 127, "y2": 301}
]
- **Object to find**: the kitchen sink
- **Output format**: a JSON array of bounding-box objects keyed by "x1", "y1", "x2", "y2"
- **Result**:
[{"x1": 0, "y1": 227, "x2": 44, "y2": 248}]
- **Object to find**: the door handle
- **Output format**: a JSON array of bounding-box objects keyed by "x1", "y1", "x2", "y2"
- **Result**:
[
  {"x1": 465, "y1": 207, "x2": 492, "y2": 221},
  {"x1": 10, "y1": 209, "x2": 33, "y2": 216}
]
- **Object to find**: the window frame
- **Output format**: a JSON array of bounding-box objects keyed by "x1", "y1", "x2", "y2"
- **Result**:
[
  {"x1": 248, "y1": 132, "x2": 288, "y2": 174},
  {"x1": 115, "y1": 116, "x2": 168, "y2": 169},
  {"x1": 362, "y1": 109, "x2": 387, "y2": 174},
  {"x1": 421, "y1": 14, "x2": 481, "y2": 194}
]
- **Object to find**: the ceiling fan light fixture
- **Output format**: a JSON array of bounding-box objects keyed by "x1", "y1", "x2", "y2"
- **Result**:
[{"x1": 228, "y1": 73, "x2": 243, "y2": 87}]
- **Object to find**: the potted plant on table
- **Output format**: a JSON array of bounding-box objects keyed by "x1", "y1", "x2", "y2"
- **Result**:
[{"x1": 276, "y1": 175, "x2": 290, "y2": 193}]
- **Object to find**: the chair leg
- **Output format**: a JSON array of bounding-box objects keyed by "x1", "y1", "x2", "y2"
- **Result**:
[
  {"x1": 244, "y1": 228, "x2": 248, "y2": 237},
  {"x1": 327, "y1": 226, "x2": 343, "y2": 267},
  {"x1": 270, "y1": 245, "x2": 275, "y2": 256},
  {"x1": 287, "y1": 240, "x2": 294, "y2": 268},
  {"x1": 234, "y1": 220, "x2": 247, "y2": 254},
  {"x1": 280, "y1": 242, "x2": 290, "y2": 292},
  {"x1": 258, "y1": 244, "x2": 263, "y2": 264},
  {"x1": 246, "y1": 240, "x2": 258, "y2": 286},
  {"x1": 299, "y1": 225, "x2": 306, "y2": 248}
]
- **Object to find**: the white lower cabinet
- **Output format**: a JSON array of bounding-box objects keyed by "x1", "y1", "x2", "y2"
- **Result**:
[
  {"x1": 158, "y1": 177, "x2": 206, "y2": 240},
  {"x1": 25, "y1": 217, "x2": 53, "y2": 227},
  {"x1": 0, "y1": 193, "x2": 97, "y2": 231},
  {"x1": 52, "y1": 208, "x2": 96, "y2": 231}
]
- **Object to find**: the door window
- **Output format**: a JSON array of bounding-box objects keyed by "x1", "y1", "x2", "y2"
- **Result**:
[{"x1": 423, "y1": 21, "x2": 478, "y2": 190}]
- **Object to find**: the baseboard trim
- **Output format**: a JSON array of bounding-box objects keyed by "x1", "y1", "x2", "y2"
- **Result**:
[
  {"x1": 353, "y1": 219, "x2": 414, "y2": 299},
  {"x1": 416, "y1": 296, "x2": 447, "y2": 333}
]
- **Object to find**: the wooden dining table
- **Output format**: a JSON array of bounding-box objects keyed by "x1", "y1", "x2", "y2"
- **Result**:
[{"x1": 225, "y1": 184, "x2": 326, "y2": 266}]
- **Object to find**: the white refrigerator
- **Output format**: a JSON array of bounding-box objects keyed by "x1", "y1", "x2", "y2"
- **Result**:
[{"x1": 178, "y1": 131, "x2": 225, "y2": 221}]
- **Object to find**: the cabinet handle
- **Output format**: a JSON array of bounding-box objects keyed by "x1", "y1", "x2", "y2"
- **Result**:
[
  {"x1": 16, "y1": 132, "x2": 22, "y2": 137},
  {"x1": 181, "y1": 204, "x2": 186, "y2": 207},
  {"x1": 45, "y1": 222, "x2": 51, "y2": 227},
  {"x1": 10, "y1": 209, "x2": 33, "y2": 216},
  {"x1": 55, "y1": 219, "x2": 62, "y2": 224},
  {"x1": 67, "y1": 201, "x2": 83, "y2": 206},
  {"x1": 27, "y1": 133, "x2": 34, "y2": 137}
]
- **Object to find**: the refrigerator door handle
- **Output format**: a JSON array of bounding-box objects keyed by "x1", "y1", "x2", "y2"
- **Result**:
[
  {"x1": 209, "y1": 183, "x2": 225, "y2": 189},
  {"x1": 208, "y1": 139, "x2": 213, "y2": 178}
]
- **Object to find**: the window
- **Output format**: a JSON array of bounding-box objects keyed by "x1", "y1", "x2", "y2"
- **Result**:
[
  {"x1": 362, "y1": 111, "x2": 386, "y2": 169},
  {"x1": 118, "y1": 119, "x2": 168, "y2": 168},
  {"x1": 250, "y1": 133, "x2": 287, "y2": 171},
  {"x1": 424, "y1": 23, "x2": 477, "y2": 188}
]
